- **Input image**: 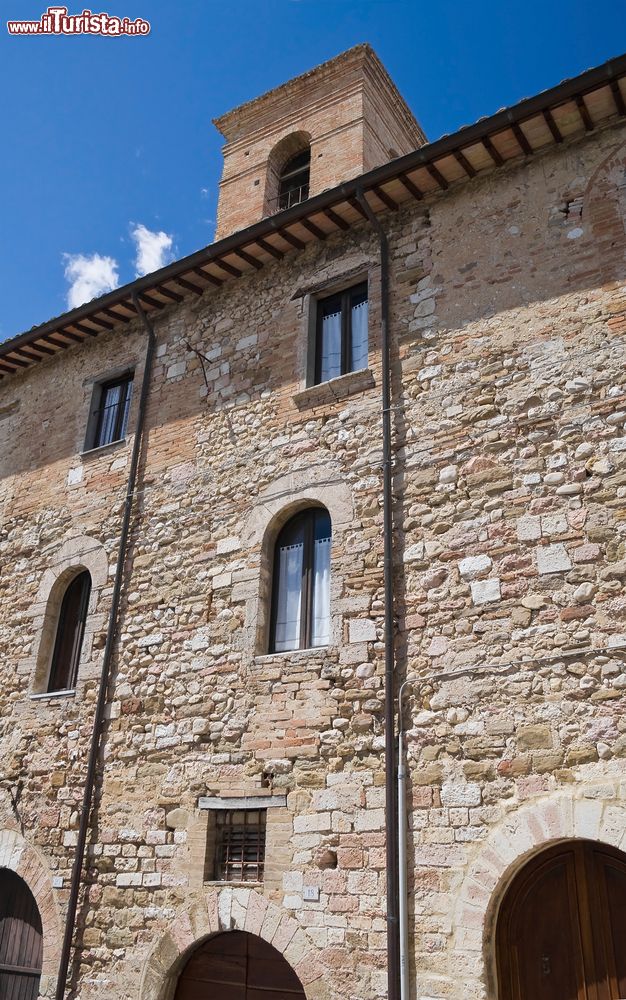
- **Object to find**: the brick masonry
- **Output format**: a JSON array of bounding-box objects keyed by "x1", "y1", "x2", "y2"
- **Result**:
[
  {"x1": 213, "y1": 44, "x2": 425, "y2": 239},
  {"x1": 0, "y1": 57, "x2": 625, "y2": 1000}
]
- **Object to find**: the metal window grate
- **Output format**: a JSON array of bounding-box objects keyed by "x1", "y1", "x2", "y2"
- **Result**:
[{"x1": 213, "y1": 809, "x2": 266, "y2": 883}]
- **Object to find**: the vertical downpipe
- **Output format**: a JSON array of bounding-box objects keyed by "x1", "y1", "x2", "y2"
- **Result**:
[
  {"x1": 54, "y1": 294, "x2": 156, "y2": 1000},
  {"x1": 398, "y1": 681, "x2": 411, "y2": 1000},
  {"x1": 355, "y1": 187, "x2": 400, "y2": 1000}
]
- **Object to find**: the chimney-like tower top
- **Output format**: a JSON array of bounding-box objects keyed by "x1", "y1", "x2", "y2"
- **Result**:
[{"x1": 212, "y1": 45, "x2": 426, "y2": 240}]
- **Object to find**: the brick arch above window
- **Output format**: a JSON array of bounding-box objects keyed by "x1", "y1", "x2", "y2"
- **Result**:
[{"x1": 26, "y1": 534, "x2": 109, "y2": 696}]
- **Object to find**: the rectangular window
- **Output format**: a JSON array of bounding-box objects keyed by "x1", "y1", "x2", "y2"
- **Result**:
[
  {"x1": 211, "y1": 809, "x2": 266, "y2": 883},
  {"x1": 315, "y1": 282, "x2": 368, "y2": 384},
  {"x1": 86, "y1": 372, "x2": 134, "y2": 450}
]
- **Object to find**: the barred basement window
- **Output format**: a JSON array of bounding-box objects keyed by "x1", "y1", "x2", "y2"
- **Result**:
[{"x1": 212, "y1": 809, "x2": 266, "y2": 883}]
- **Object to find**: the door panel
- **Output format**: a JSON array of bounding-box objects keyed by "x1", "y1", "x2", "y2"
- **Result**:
[
  {"x1": 497, "y1": 841, "x2": 626, "y2": 1000},
  {"x1": 173, "y1": 930, "x2": 307, "y2": 1000},
  {"x1": 596, "y1": 852, "x2": 626, "y2": 998},
  {"x1": 499, "y1": 848, "x2": 585, "y2": 1000}
]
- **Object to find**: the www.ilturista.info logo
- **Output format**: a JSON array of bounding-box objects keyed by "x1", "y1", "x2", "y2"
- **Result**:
[{"x1": 7, "y1": 6, "x2": 150, "y2": 34}]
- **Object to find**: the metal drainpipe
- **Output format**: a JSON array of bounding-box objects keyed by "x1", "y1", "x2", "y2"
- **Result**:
[
  {"x1": 54, "y1": 294, "x2": 156, "y2": 1000},
  {"x1": 397, "y1": 680, "x2": 411, "y2": 1000},
  {"x1": 355, "y1": 188, "x2": 400, "y2": 1000}
]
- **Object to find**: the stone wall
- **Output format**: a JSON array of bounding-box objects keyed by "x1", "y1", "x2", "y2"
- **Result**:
[{"x1": 0, "y1": 113, "x2": 624, "y2": 1000}]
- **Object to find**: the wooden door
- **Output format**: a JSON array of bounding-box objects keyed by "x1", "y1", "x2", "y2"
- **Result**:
[
  {"x1": 173, "y1": 930, "x2": 307, "y2": 1000},
  {"x1": 0, "y1": 869, "x2": 43, "y2": 1000},
  {"x1": 497, "y1": 841, "x2": 626, "y2": 1000}
]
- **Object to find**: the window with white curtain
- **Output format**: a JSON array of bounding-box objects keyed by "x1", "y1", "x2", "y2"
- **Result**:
[
  {"x1": 315, "y1": 282, "x2": 368, "y2": 384},
  {"x1": 270, "y1": 508, "x2": 332, "y2": 652}
]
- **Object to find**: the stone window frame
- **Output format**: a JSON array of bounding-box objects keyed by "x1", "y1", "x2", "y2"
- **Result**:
[
  {"x1": 82, "y1": 365, "x2": 136, "y2": 456},
  {"x1": 241, "y1": 465, "x2": 354, "y2": 658},
  {"x1": 25, "y1": 534, "x2": 109, "y2": 699},
  {"x1": 291, "y1": 257, "x2": 379, "y2": 410}
]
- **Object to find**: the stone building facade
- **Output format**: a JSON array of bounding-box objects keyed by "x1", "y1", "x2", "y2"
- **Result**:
[{"x1": 1, "y1": 44, "x2": 626, "y2": 1000}]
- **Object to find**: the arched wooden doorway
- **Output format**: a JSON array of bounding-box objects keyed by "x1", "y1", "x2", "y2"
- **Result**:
[
  {"x1": 496, "y1": 840, "x2": 626, "y2": 999},
  {"x1": 173, "y1": 930, "x2": 307, "y2": 1000},
  {"x1": 0, "y1": 869, "x2": 43, "y2": 1000}
]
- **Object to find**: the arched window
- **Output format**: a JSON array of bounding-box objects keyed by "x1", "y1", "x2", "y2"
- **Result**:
[
  {"x1": 47, "y1": 570, "x2": 91, "y2": 692},
  {"x1": 0, "y1": 870, "x2": 43, "y2": 1000},
  {"x1": 270, "y1": 508, "x2": 331, "y2": 652},
  {"x1": 278, "y1": 148, "x2": 311, "y2": 210}
]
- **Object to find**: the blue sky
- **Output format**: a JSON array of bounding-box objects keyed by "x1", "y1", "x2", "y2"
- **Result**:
[{"x1": 1, "y1": 0, "x2": 624, "y2": 340}]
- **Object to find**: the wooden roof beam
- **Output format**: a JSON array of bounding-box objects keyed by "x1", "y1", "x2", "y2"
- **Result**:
[
  {"x1": 453, "y1": 150, "x2": 477, "y2": 178},
  {"x1": 101, "y1": 307, "x2": 132, "y2": 324},
  {"x1": 12, "y1": 347, "x2": 49, "y2": 362},
  {"x1": 372, "y1": 184, "x2": 398, "y2": 210},
  {"x1": 20, "y1": 342, "x2": 55, "y2": 357},
  {"x1": 511, "y1": 121, "x2": 533, "y2": 156},
  {"x1": 398, "y1": 173, "x2": 423, "y2": 200},
  {"x1": 3, "y1": 354, "x2": 29, "y2": 368},
  {"x1": 482, "y1": 135, "x2": 504, "y2": 166},
  {"x1": 277, "y1": 228, "x2": 305, "y2": 250},
  {"x1": 300, "y1": 218, "x2": 327, "y2": 240},
  {"x1": 88, "y1": 315, "x2": 113, "y2": 330},
  {"x1": 611, "y1": 80, "x2": 626, "y2": 116},
  {"x1": 215, "y1": 258, "x2": 242, "y2": 278},
  {"x1": 543, "y1": 108, "x2": 563, "y2": 143},
  {"x1": 193, "y1": 267, "x2": 223, "y2": 287},
  {"x1": 575, "y1": 94, "x2": 594, "y2": 131},
  {"x1": 41, "y1": 335, "x2": 70, "y2": 350},
  {"x1": 57, "y1": 329, "x2": 84, "y2": 343},
  {"x1": 69, "y1": 321, "x2": 99, "y2": 337},
  {"x1": 233, "y1": 248, "x2": 263, "y2": 271},
  {"x1": 324, "y1": 207, "x2": 350, "y2": 231},
  {"x1": 254, "y1": 238, "x2": 284, "y2": 260},
  {"x1": 426, "y1": 163, "x2": 449, "y2": 190},
  {"x1": 157, "y1": 285, "x2": 184, "y2": 303},
  {"x1": 175, "y1": 276, "x2": 204, "y2": 295},
  {"x1": 348, "y1": 196, "x2": 370, "y2": 220},
  {"x1": 138, "y1": 292, "x2": 166, "y2": 310},
  {"x1": 0, "y1": 361, "x2": 19, "y2": 375}
]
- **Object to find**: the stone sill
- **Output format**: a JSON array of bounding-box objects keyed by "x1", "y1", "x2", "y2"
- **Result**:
[
  {"x1": 203, "y1": 880, "x2": 263, "y2": 889},
  {"x1": 80, "y1": 437, "x2": 128, "y2": 460},
  {"x1": 293, "y1": 368, "x2": 375, "y2": 410},
  {"x1": 30, "y1": 689, "x2": 76, "y2": 701},
  {"x1": 254, "y1": 645, "x2": 333, "y2": 665}
]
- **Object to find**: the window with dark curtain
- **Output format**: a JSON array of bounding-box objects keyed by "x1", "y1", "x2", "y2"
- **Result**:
[
  {"x1": 47, "y1": 570, "x2": 91, "y2": 692},
  {"x1": 315, "y1": 282, "x2": 368, "y2": 384},
  {"x1": 270, "y1": 508, "x2": 331, "y2": 653},
  {"x1": 92, "y1": 373, "x2": 134, "y2": 448},
  {"x1": 0, "y1": 870, "x2": 43, "y2": 1000},
  {"x1": 278, "y1": 149, "x2": 311, "y2": 210}
]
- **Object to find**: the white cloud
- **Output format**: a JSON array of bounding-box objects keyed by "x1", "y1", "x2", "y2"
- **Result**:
[
  {"x1": 131, "y1": 223, "x2": 174, "y2": 277},
  {"x1": 63, "y1": 252, "x2": 119, "y2": 309}
]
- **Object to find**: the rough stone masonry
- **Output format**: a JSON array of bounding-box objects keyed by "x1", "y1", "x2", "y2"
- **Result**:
[{"x1": 0, "y1": 46, "x2": 625, "y2": 1000}]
